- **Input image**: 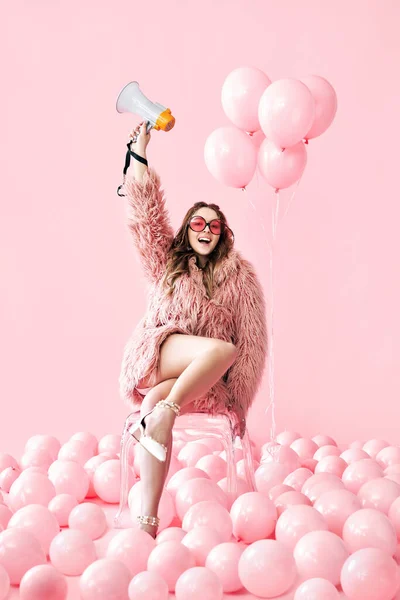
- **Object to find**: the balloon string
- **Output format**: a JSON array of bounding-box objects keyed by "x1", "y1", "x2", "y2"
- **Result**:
[
  {"x1": 244, "y1": 175, "x2": 303, "y2": 446},
  {"x1": 266, "y1": 191, "x2": 279, "y2": 443}
]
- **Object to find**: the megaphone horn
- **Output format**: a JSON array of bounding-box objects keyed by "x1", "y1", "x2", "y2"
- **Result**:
[{"x1": 116, "y1": 81, "x2": 175, "y2": 134}]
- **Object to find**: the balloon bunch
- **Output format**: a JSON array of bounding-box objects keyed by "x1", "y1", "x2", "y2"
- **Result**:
[
  {"x1": 205, "y1": 67, "x2": 337, "y2": 446},
  {"x1": 204, "y1": 67, "x2": 337, "y2": 192}
]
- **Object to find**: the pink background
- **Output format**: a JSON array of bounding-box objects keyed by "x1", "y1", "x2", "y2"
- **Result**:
[{"x1": 1, "y1": 0, "x2": 400, "y2": 459}]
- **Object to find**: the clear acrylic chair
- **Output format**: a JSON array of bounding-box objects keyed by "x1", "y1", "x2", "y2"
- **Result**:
[{"x1": 114, "y1": 409, "x2": 256, "y2": 528}]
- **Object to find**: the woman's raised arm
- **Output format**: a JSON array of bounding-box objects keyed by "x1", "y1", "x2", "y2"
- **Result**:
[{"x1": 121, "y1": 123, "x2": 174, "y2": 284}]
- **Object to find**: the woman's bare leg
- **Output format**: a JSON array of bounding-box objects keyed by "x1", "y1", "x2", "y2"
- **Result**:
[
  {"x1": 144, "y1": 334, "x2": 237, "y2": 450},
  {"x1": 137, "y1": 334, "x2": 237, "y2": 536},
  {"x1": 137, "y1": 378, "x2": 195, "y2": 537}
]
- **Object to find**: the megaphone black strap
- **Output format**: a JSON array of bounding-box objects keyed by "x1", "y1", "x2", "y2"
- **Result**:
[{"x1": 117, "y1": 141, "x2": 149, "y2": 197}]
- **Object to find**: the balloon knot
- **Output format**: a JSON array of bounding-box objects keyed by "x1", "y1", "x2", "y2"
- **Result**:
[{"x1": 304, "y1": 138, "x2": 309, "y2": 145}]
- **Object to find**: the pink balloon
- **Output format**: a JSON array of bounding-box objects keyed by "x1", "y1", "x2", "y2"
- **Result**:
[
  {"x1": 312, "y1": 435, "x2": 338, "y2": 448},
  {"x1": 343, "y1": 508, "x2": 397, "y2": 555},
  {"x1": 303, "y1": 458, "x2": 318, "y2": 472},
  {"x1": 83, "y1": 455, "x2": 112, "y2": 498},
  {"x1": 363, "y1": 439, "x2": 390, "y2": 459},
  {"x1": 291, "y1": 438, "x2": 319, "y2": 460},
  {"x1": 0, "y1": 453, "x2": 18, "y2": 472},
  {"x1": 48, "y1": 493, "x2": 78, "y2": 526},
  {"x1": 8, "y1": 504, "x2": 60, "y2": 555},
  {"x1": 0, "y1": 564, "x2": 9, "y2": 600},
  {"x1": 221, "y1": 66, "x2": 271, "y2": 133},
  {"x1": 106, "y1": 528, "x2": 155, "y2": 577},
  {"x1": 80, "y1": 558, "x2": 131, "y2": 600},
  {"x1": 25, "y1": 435, "x2": 61, "y2": 462},
  {"x1": 376, "y1": 446, "x2": 400, "y2": 469},
  {"x1": 68, "y1": 502, "x2": 107, "y2": 540},
  {"x1": 182, "y1": 526, "x2": 222, "y2": 566},
  {"x1": 385, "y1": 464, "x2": 400, "y2": 476},
  {"x1": 239, "y1": 539, "x2": 297, "y2": 597},
  {"x1": 255, "y1": 462, "x2": 291, "y2": 494},
  {"x1": 58, "y1": 440, "x2": 94, "y2": 466},
  {"x1": 314, "y1": 445, "x2": 342, "y2": 461},
  {"x1": 128, "y1": 571, "x2": 168, "y2": 600},
  {"x1": 164, "y1": 453, "x2": 182, "y2": 485},
  {"x1": 49, "y1": 529, "x2": 96, "y2": 576},
  {"x1": 302, "y1": 473, "x2": 341, "y2": 497},
  {"x1": 166, "y1": 467, "x2": 210, "y2": 499},
  {"x1": 182, "y1": 500, "x2": 233, "y2": 542},
  {"x1": 70, "y1": 432, "x2": 98, "y2": 456},
  {"x1": 300, "y1": 75, "x2": 337, "y2": 140},
  {"x1": 284, "y1": 468, "x2": 314, "y2": 492},
  {"x1": 94, "y1": 459, "x2": 133, "y2": 504},
  {"x1": 48, "y1": 460, "x2": 89, "y2": 502},
  {"x1": 175, "y1": 566, "x2": 223, "y2": 600},
  {"x1": 156, "y1": 527, "x2": 186, "y2": 545},
  {"x1": 261, "y1": 444, "x2": 301, "y2": 471},
  {"x1": 269, "y1": 483, "x2": 294, "y2": 501},
  {"x1": 342, "y1": 459, "x2": 384, "y2": 494},
  {"x1": 204, "y1": 127, "x2": 257, "y2": 189},
  {"x1": 341, "y1": 548, "x2": 398, "y2": 600},
  {"x1": 340, "y1": 448, "x2": 370, "y2": 464},
  {"x1": 275, "y1": 491, "x2": 312, "y2": 516},
  {"x1": 0, "y1": 505, "x2": 12, "y2": 529},
  {"x1": 388, "y1": 496, "x2": 400, "y2": 540},
  {"x1": 236, "y1": 457, "x2": 259, "y2": 479},
  {"x1": 217, "y1": 477, "x2": 250, "y2": 508},
  {"x1": 275, "y1": 505, "x2": 328, "y2": 550},
  {"x1": 206, "y1": 541, "x2": 245, "y2": 593},
  {"x1": 177, "y1": 443, "x2": 211, "y2": 468},
  {"x1": 0, "y1": 465, "x2": 20, "y2": 492},
  {"x1": 129, "y1": 481, "x2": 175, "y2": 531},
  {"x1": 295, "y1": 578, "x2": 339, "y2": 600},
  {"x1": 175, "y1": 477, "x2": 228, "y2": 520},
  {"x1": 0, "y1": 529, "x2": 46, "y2": 585},
  {"x1": 20, "y1": 564, "x2": 67, "y2": 600},
  {"x1": 250, "y1": 130, "x2": 266, "y2": 153},
  {"x1": 314, "y1": 489, "x2": 362, "y2": 536},
  {"x1": 195, "y1": 455, "x2": 227, "y2": 482},
  {"x1": 9, "y1": 471, "x2": 56, "y2": 511},
  {"x1": 195, "y1": 438, "x2": 223, "y2": 453},
  {"x1": 147, "y1": 540, "x2": 196, "y2": 591},
  {"x1": 358, "y1": 477, "x2": 400, "y2": 513},
  {"x1": 258, "y1": 138, "x2": 307, "y2": 190},
  {"x1": 349, "y1": 440, "x2": 366, "y2": 450},
  {"x1": 20, "y1": 448, "x2": 53, "y2": 471},
  {"x1": 97, "y1": 434, "x2": 121, "y2": 455},
  {"x1": 315, "y1": 456, "x2": 347, "y2": 478},
  {"x1": 276, "y1": 431, "x2": 301, "y2": 446},
  {"x1": 258, "y1": 78, "x2": 315, "y2": 148},
  {"x1": 294, "y1": 530, "x2": 348, "y2": 585},
  {"x1": 230, "y1": 491, "x2": 277, "y2": 543}
]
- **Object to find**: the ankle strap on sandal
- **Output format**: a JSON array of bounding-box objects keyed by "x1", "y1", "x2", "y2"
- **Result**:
[
  {"x1": 156, "y1": 399, "x2": 181, "y2": 416},
  {"x1": 137, "y1": 515, "x2": 160, "y2": 527}
]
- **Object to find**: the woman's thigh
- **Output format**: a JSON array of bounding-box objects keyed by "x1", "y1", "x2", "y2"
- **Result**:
[{"x1": 155, "y1": 334, "x2": 236, "y2": 386}]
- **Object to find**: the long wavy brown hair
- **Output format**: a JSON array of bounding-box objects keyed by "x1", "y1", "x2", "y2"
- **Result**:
[{"x1": 160, "y1": 202, "x2": 235, "y2": 300}]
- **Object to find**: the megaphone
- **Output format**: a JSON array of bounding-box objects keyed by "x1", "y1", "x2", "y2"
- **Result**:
[{"x1": 116, "y1": 81, "x2": 175, "y2": 140}]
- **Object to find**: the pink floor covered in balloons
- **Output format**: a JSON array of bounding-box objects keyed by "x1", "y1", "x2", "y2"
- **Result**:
[{"x1": 1, "y1": 430, "x2": 400, "y2": 599}]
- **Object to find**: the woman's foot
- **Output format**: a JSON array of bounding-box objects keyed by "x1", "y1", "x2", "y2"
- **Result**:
[{"x1": 142, "y1": 402, "x2": 178, "y2": 450}]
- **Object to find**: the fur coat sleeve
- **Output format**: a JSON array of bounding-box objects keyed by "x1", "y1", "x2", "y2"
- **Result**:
[
  {"x1": 225, "y1": 257, "x2": 268, "y2": 415},
  {"x1": 122, "y1": 167, "x2": 174, "y2": 284}
]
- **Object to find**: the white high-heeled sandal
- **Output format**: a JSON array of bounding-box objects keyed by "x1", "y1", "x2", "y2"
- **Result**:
[{"x1": 128, "y1": 399, "x2": 180, "y2": 462}]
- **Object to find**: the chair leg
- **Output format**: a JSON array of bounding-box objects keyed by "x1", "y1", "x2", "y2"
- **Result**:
[
  {"x1": 241, "y1": 427, "x2": 257, "y2": 491},
  {"x1": 222, "y1": 428, "x2": 238, "y2": 503},
  {"x1": 114, "y1": 417, "x2": 136, "y2": 528}
]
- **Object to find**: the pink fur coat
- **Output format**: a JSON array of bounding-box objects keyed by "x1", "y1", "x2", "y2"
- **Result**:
[{"x1": 119, "y1": 167, "x2": 268, "y2": 417}]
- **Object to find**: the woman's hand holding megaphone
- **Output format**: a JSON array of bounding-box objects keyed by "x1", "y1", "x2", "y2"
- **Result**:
[{"x1": 129, "y1": 121, "x2": 151, "y2": 158}]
